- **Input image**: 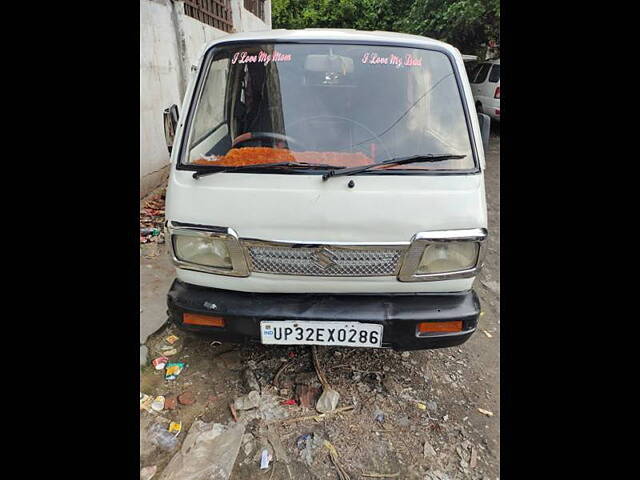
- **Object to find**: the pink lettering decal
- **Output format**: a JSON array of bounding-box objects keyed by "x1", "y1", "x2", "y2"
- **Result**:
[{"x1": 231, "y1": 50, "x2": 292, "y2": 65}]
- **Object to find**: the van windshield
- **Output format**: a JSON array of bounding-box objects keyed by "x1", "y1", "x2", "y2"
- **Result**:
[{"x1": 183, "y1": 43, "x2": 475, "y2": 172}]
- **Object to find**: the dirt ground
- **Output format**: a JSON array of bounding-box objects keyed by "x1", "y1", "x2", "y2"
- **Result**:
[{"x1": 140, "y1": 131, "x2": 500, "y2": 480}]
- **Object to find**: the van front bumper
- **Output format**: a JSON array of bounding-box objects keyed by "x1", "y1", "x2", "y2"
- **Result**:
[{"x1": 167, "y1": 279, "x2": 480, "y2": 351}]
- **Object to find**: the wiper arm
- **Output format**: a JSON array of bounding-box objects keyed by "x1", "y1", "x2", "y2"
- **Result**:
[
  {"x1": 193, "y1": 162, "x2": 344, "y2": 179},
  {"x1": 321, "y1": 154, "x2": 466, "y2": 181}
]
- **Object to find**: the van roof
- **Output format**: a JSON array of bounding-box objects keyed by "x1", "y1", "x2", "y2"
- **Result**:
[{"x1": 203, "y1": 28, "x2": 459, "y2": 54}]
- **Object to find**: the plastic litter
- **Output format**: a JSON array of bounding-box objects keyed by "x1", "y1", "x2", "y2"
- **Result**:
[
  {"x1": 478, "y1": 407, "x2": 494, "y2": 417},
  {"x1": 165, "y1": 335, "x2": 179, "y2": 345},
  {"x1": 165, "y1": 363, "x2": 185, "y2": 380},
  {"x1": 152, "y1": 356, "x2": 169, "y2": 370},
  {"x1": 148, "y1": 423, "x2": 179, "y2": 451},
  {"x1": 241, "y1": 367, "x2": 260, "y2": 393},
  {"x1": 168, "y1": 421, "x2": 182, "y2": 435},
  {"x1": 416, "y1": 402, "x2": 427, "y2": 410},
  {"x1": 162, "y1": 348, "x2": 178, "y2": 356},
  {"x1": 151, "y1": 395, "x2": 165, "y2": 412},
  {"x1": 281, "y1": 399, "x2": 297, "y2": 406},
  {"x1": 140, "y1": 393, "x2": 154, "y2": 412},
  {"x1": 159, "y1": 420, "x2": 245, "y2": 480},
  {"x1": 296, "y1": 433, "x2": 312, "y2": 449},
  {"x1": 260, "y1": 449, "x2": 272, "y2": 469},
  {"x1": 311, "y1": 346, "x2": 340, "y2": 414},
  {"x1": 233, "y1": 390, "x2": 260, "y2": 411}
]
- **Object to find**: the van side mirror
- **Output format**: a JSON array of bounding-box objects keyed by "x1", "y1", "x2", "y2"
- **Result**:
[
  {"x1": 477, "y1": 113, "x2": 490, "y2": 151},
  {"x1": 163, "y1": 104, "x2": 180, "y2": 154}
]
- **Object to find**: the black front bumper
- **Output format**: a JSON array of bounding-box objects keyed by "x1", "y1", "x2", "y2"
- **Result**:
[{"x1": 167, "y1": 279, "x2": 480, "y2": 351}]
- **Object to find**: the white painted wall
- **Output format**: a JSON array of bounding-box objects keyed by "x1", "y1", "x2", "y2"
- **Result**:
[{"x1": 140, "y1": 0, "x2": 271, "y2": 197}]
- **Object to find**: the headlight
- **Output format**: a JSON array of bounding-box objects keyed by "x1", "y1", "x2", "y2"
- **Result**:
[
  {"x1": 398, "y1": 228, "x2": 487, "y2": 282},
  {"x1": 173, "y1": 235, "x2": 232, "y2": 269},
  {"x1": 167, "y1": 222, "x2": 250, "y2": 277},
  {"x1": 416, "y1": 242, "x2": 479, "y2": 275}
]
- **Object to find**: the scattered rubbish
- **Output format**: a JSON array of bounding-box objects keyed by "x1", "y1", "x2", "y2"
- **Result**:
[
  {"x1": 152, "y1": 356, "x2": 169, "y2": 370},
  {"x1": 480, "y1": 311, "x2": 485, "y2": 317},
  {"x1": 140, "y1": 465, "x2": 157, "y2": 480},
  {"x1": 162, "y1": 348, "x2": 178, "y2": 356},
  {"x1": 443, "y1": 415, "x2": 449, "y2": 422},
  {"x1": 241, "y1": 367, "x2": 261, "y2": 393},
  {"x1": 168, "y1": 421, "x2": 182, "y2": 435},
  {"x1": 141, "y1": 227, "x2": 161, "y2": 236},
  {"x1": 148, "y1": 422, "x2": 179, "y2": 451},
  {"x1": 482, "y1": 329, "x2": 493, "y2": 338},
  {"x1": 266, "y1": 423, "x2": 291, "y2": 475},
  {"x1": 288, "y1": 351, "x2": 297, "y2": 358},
  {"x1": 140, "y1": 393, "x2": 154, "y2": 412},
  {"x1": 276, "y1": 405, "x2": 355, "y2": 425},
  {"x1": 296, "y1": 433, "x2": 313, "y2": 449},
  {"x1": 361, "y1": 472, "x2": 400, "y2": 478},
  {"x1": 469, "y1": 446, "x2": 478, "y2": 468},
  {"x1": 478, "y1": 408, "x2": 494, "y2": 417},
  {"x1": 233, "y1": 390, "x2": 260, "y2": 411},
  {"x1": 312, "y1": 346, "x2": 340, "y2": 414},
  {"x1": 160, "y1": 420, "x2": 245, "y2": 480},
  {"x1": 423, "y1": 440, "x2": 437, "y2": 458},
  {"x1": 151, "y1": 395, "x2": 165, "y2": 412},
  {"x1": 374, "y1": 411, "x2": 385, "y2": 422},
  {"x1": 165, "y1": 363, "x2": 185, "y2": 380},
  {"x1": 281, "y1": 399, "x2": 297, "y2": 406},
  {"x1": 165, "y1": 335, "x2": 179, "y2": 345},
  {"x1": 401, "y1": 351, "x2": 410, "y2": 358},
  {"x1": 416, "y1": 402, "x2": 427, "y2": 410},
  {"x1": 164, "y1": 396, "x2": 177, "y2": 410},
  {"x1": 260, "y1": 449, "x2": 272, "y2": 469},
  {"x1": 324, "y1": 440, "x2": 351, "y2": 480},
  {"x1": 178, "y1": 391, "x2": 196, "y2": 405},
  {"x1": 209, "y1": 340, "x2": 222, "y2": 347}
]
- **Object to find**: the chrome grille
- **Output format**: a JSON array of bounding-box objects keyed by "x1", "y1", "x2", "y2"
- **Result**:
[{"x1": 244, "y1": 242, "x2": 405, "y2": 277}]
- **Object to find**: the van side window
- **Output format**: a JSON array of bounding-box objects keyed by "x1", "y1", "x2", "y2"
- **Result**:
[
  {"x1": 488, "y1": 64, "x2": 500, "y2": 83},
  {"x1": 472, "y1": 63, "x2": 491, "y2": 84}
]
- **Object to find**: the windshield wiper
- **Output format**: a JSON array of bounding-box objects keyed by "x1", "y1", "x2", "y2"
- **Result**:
[
  {"x1": 321, "y1": 154, "x2": 467, "y2": 181},
  {"x1": 193, "y1": 162, "x2": 344, "y2": 179}
]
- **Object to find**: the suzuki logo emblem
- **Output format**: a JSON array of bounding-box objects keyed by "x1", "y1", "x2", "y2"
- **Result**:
[{"x1": 310, "y1": 247, "x2": 338, "y2": 270}]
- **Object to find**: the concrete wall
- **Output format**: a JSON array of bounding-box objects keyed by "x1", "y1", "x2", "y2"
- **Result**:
[{"x1": 140, "y1": 0, "x2": 271, "y2": 197}]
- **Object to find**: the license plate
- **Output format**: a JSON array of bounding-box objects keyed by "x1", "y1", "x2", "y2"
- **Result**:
[{"x1": 260, "y1": 321, "x2": 383, "y2": 348}]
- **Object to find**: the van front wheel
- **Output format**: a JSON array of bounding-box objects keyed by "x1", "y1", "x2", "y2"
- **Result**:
[{"x1": 475, "y1": 102, "x2": 483, "y2": 114}]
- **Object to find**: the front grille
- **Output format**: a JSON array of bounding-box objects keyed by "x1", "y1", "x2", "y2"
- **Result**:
[{"x1": 244, "y1": 243, "x2": 405, "y2": 277}]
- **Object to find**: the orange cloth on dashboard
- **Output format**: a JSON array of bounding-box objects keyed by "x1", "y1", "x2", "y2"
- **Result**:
[{"x1": 193, "y1": 147, "x2": 374, "y2": 168}]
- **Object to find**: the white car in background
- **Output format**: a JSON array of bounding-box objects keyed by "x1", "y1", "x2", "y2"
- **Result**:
[{"x1": 468, "y1": 59, "x2": 500, "y2": 122}]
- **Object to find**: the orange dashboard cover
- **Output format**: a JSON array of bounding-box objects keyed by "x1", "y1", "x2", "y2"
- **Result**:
[{"x1": 193, "y1": 148, "x2": 374, "y2": 168}]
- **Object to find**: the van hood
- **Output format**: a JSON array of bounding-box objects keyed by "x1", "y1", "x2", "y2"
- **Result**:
[{"x1": 166, "y1": 171, "x2": 487, "y2": 244}]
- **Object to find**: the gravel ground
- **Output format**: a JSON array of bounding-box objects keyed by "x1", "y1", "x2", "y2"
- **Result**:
[{"x1": 140, "y1": 132, "x2": 500, "y2": 480}]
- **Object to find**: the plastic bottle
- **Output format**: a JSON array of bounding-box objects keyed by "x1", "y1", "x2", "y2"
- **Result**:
[{"x1": 148, "y1": 423, "x2": 179, "y2": 451}]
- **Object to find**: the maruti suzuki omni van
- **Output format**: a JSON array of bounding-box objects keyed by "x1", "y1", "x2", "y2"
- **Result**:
[{"x1": 162, "y1": 29, "x2": 490, "y2": 351}]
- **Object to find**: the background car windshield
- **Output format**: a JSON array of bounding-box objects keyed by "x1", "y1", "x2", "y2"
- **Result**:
[{"x1": 185, "y1": 43, "x2": 475, "y2": 171}]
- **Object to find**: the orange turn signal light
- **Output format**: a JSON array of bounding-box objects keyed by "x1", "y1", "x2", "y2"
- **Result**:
[
  {"x1": 183, "y1": 313, "x2": 225, "y2": 327},
  {"x1": 417, "y1": 321, "x2": 462, "y2": 333}
]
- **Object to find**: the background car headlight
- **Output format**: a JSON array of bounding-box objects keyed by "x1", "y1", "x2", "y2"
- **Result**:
[
  {"x1": 416, "y1": 242, "x2": 479, "y2": 274},
  {"x1": 173, "y1": 235, "x2": 232, "y2": 269},
  {"x1": 415, "y1": 242, "x2": 479, "y2": 274}
]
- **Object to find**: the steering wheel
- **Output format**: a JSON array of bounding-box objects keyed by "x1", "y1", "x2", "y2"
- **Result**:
[
  {"x1": 231, "y1": 132, "x2": 305, "y2": 150},
  {"x1": 286, "y1": 115, "x2": 393, "y2": 161}
]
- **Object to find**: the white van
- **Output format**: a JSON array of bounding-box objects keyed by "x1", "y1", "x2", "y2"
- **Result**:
[
  {"x1": 162, "y1": 29, "x2": 490, "y2": 351},
  {"x1": 468, "y1": 59, "x2": 500, "y2": 122}
]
